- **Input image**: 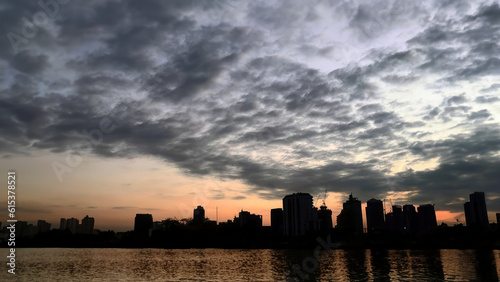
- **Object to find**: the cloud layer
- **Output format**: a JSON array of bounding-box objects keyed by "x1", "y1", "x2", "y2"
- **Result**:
[{"x1": 1, "y1": 0, "x2": 499, "y2": 213}]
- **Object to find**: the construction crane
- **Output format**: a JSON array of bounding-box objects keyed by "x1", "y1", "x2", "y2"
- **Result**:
[
  {"x1": 315, "y1": 189, "x2": 328, "y2": 207},
  {"x1": 383, "y1": 198, "x2": 394, "y2": 214}
]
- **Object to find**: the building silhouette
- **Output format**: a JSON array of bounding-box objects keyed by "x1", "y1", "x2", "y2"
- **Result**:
[
  {"x1": 417, "y1": 204, "x2": 437, "y2": 232},
  {"x1": 464, "y1": 192, "x2": 489, "y2": 228},
  {"x1": 270, "y1": 208, "x2": 283, "y2": 233},
  {"x1": 497, "y1": 213, "x2": 500, "y2": 224},
  {"x1": 403, "y1": 204, "x2": 419, "y2": 232},
  {"x1": 234, "y1": 210, "x2": 262, "y2": 228},
  {"x1": 318, "y1": 204, "x2": 333, "y2": 231},
  {"x1": 134, "y1": 214, "x2": 153, "y2": 237},
  {"x1": 391, "y1": 205, "x2": 404, "y2": 231},
  {"x1": 283, "y1": 193, "x2": 319, "y2": 236},
  {"x1": 81, "y1": 215, "x2": 95, "y2": 234},
  {"x1": 193, "y1": 205, "x2": 205, "y2": 224},
  {"x1": 17, "y1": 221, "x2": 38, "y2": 238},
  {"x1": 37, "y1": 220, "x2": 51, "y2": 233},
  {"x1": 59, "y1": 218, "x2": 67, "y2": 230},
  {"x1": 336, "y1": 194, "x2": 363, "y2": 234},
  {"x1": 366, "y1": 198, "x2": 384, "y2": 233},
  {"x1": 66, "y1": 218, "x2": 79, "y2": 234}
]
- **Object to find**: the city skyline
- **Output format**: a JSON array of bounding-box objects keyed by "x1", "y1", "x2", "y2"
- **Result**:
[
  {"x1": 1, "y1": 1, "x2": 500, "y2": 232},
  {"x1": 5, "y1": 190, "x2": 496, "y2": 233}
]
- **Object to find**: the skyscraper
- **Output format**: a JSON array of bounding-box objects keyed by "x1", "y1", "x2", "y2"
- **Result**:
[
  {"x1": 236, "y1": 210, "x2": 262, "y2": 228},
  {"x1": 336, "y1": 194, "x2": 363, "y2": 234},
  {"x1": 283, "y1": 193, "x2": 319, "y2": 236},
  {"x1": 366, "y1": 198, "x2": 384, "y2": 233},
  {"x1": 59, "y1": 218, "x2": 67, "y2": 230},
  {"x1": 66, "y1": 218, "x2": 79, "y2": 234},
  {"x1": 403, "y1": 204, "x2": 418, "y2": 232},
  {"x1": 391, "y1": 205, "x2": 404, "y2": 231},
  {"x1": 37, "y1": 220, "x2": 51, "y2": 233},
  {"x1": 417, "y1": 204, "x2": 437, "y2": 232},
  {"x1": 464, "y1": 192, "x2": 489, "y2": 228},
  {"x1": 318, "y1": 204, "x2": 333, "y2": 231},
  {"x1": 270, "y1": 208, "x2": 283, "y2": 233},
  {"x1": 81, "y1": 215, "x2": 95, "y2": 234},
  {"x1": 134, "y1": 214, "x2": 153, "y2": 237},
  {"x1": 193, "y1": 205, "x2": 205, "y2": 224}
]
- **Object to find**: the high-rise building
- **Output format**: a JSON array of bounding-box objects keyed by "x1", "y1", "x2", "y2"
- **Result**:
[
  {"x1": 193, "y1": 206, "x2": 205, "y2": 224},
  {"x1": 318, "y1": 204, "x2": 333, "y2": 231},
  {"x1": 403, "y1": 204, "x2": 418, "y2": 232},
  {"x1": 81, "y1": 215, "x2": 95, "y2": 234},
  {"x1": 366, "y1": 198, "x2": 384, "y2": 233},
  {"x1": 283, "y1": 193, "x2": 319, "y2": 236},
  {"x1": 66, "y1": 218, "x2": 79, "y2": 234},
  {"x1": 134, "y1": 214, "x2": 153, "y2": 237},
  {"x1": 37, "y1": 220, "x2": 51, "y2": 233},
  {"x1": 59, "y1": 218, "x2": 67, "y2": 230},
  {"x1": 17, "y1": 221, "x2": 38, "y2": 238},
  {"x1": 336, "y1": 194, "x2": 363, "y2": 234},
  {"x1": 392, "y1": 205, "x2": 404, "y2": 231},
  {"x1": 235, "y1": 210, "x2": 262, "y2": 228},
  {"x1": 270, "y1": 208, "x2": 283, "y2": 232},
  {"x1": 417, "y1": 204, "x2": 437, "y2": 232},
  {"x1": 496, "y1": 213, "x2": 500, "y2": 224},
  {"x1": 464, "y1": 192, "x2": 489, "y2": 228}
]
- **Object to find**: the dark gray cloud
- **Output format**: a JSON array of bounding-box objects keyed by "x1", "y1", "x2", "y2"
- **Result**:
[
  {"x1": 468, "y1": 109, "x2": 491, "y2": 120},
  {"x1": 0, "y1": 0, "x2": 499, "y2": 214},
  {"x1": 10, "y1": 50, "x2": 50, "y2": 74},
  {"x1": 475, "y1": 95, "x2": 500, "y2": 103},
  {"x1": 479, "y1": 83, "x2": 500, "y2": 93}
]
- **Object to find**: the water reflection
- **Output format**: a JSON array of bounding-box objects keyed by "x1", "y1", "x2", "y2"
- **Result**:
[
  {"x1": 3, "y1": 248, "x2": 499, "y2": 281},
  {"x1": 474, "y1": 249, "x2": 499, "y2": 281},
  {"x1": 369, "y1": 249, "x2": 390, "y2": 281}
]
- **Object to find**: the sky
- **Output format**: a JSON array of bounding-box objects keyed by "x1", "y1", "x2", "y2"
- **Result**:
[{"x1": 1, "y1": 0, "x2": 500, "y2": 231}]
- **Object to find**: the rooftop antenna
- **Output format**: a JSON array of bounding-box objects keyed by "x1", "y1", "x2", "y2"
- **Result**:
[{"x1": 216, "y1": 206, "x2": 218, "y2": 224}]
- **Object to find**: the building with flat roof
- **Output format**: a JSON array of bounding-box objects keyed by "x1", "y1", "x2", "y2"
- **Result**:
[
  {"x1": 464, "y1": 192, "x2": 489, "y2": 228},
  {"x1": 366, "y1": 198, "x2": 384, "y2": 233},
  {"x1": 270, "y1": 208, "x2": 283, "y2": 233},
  {"x1": 418, "y1": 204, "x2": 437, "y2": 232},
  {"x1": 234, "y1": 210, "x2": 262, "y2": 228},
  {"x1": 283, "y1": 193, "x2": 318, "y2": 236},
  {"x1": 134, "y1": 214, "x2": 153, "y2": 237}
]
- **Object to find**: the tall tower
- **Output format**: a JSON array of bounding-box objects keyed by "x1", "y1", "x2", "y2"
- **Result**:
[
  {"x1": 270, "y1": 208, "x2": 284, "y2": 233},
  {"x1": 283, "y1": 193, "x2": 318, "y2": 236},
  {"x1": 81, "y1": 215, "x2": 95, "y2": 234},
  {"x1": 66, "y1": 218, "x2": 79, "y2": 234},
  {"x1": 336, "y1": 194, "x2": 363, "y2": 234},
  {"x1": 318, "y1": 204, "x2": 333, "y2": 231},
  {"x1": 403, "y1": 204, "x2": 418, "y2": 232},
  {"x1": 193, "y1": 205, "x2": 205, "y2": 224},
  {"x1": 464, "y1": 192, "x2": 489, "y2": 228},
  {"x1": 366, "y1": 198, "x2": 384, "y2": 233},
  {"x1": 417, "y1": 204, "x2": 437, "y2": 232},
  {"x1": 60, "y1": 218, "x2": 67, "y2": 230}
]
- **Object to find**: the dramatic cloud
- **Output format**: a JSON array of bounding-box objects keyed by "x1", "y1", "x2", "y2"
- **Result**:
[{"x1": 1, "y1": 0, "x2": 500, "y2": 216}]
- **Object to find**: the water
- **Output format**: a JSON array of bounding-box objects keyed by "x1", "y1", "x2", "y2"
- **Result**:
[{"x1": 2, "y1": 248, "x2": 500, "y2": 281}]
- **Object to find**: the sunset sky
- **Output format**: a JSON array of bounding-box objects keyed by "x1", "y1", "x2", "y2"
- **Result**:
[{"x1": 1, "y1": 0, "x2": 500, "y2": 231}]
